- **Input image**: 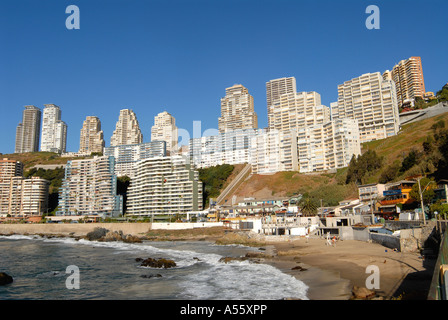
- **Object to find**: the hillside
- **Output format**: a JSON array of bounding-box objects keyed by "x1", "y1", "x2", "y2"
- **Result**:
[
  {"x1": 361, "y1": 112, "x2": 448, "y2": 184},
  {"x1": 0, "y1": 152, "x2": 85, "y2": 170},
  {"x1": 363, "y1": 113, "x2": 448, "y2": 165},
  {"x1": 225, "y1": 112, "x2": 448, "y2": 207},
  {"x1": 226, "y1": 168, "x2": 358, "y2": 207}
]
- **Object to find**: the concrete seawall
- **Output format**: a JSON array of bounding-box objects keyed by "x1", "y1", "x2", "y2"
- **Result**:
[
  {"x1": 0, "y1": 223, "x2": 153, "y2": 237},
  {"x1": 0, "y1": 222, "x2": 225, "y2": 237}
]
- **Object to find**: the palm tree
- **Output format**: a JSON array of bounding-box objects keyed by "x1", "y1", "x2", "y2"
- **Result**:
[{"x1": 299, "y1": 197, "x2": 318, "y2": 216}]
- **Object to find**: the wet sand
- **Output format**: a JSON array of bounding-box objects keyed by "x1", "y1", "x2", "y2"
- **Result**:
[{"x1": 264, "y1": 237, "x2": 435, "y2": 300}]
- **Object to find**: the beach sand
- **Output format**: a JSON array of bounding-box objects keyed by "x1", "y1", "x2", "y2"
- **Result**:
[{"x1": 264, "y1": 237, "x2": 436, "y2": 300}]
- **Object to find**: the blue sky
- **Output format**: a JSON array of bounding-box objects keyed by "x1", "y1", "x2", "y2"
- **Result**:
[{"x1": 0, "y1": 0, "x2": 447, "y2": 154}]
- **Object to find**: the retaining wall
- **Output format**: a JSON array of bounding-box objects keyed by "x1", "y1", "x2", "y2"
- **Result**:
[{"x1": 0, "y1": 222, "x2": 224, "y2": 237}]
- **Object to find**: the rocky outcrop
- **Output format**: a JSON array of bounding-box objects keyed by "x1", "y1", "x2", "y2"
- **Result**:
[
  {"x1": 85, "y1": 227, "x2": 109, "y2": 241},
  {"x1": 351, "y1": 286, "x2": 376, "y2": 299},
  {"x1": 84, "y1": 228, "x2": 142, "y2": 243},
  {"x1": 245, "y1": 251, "x2": 274, "y2": 259},
  {"x1": 137, "y1": 257, "x2": 177, "y2": 269},
  {"x1": 219, "y1": 256, "x2": 249, "y2": 263},
  {"x1": 291, "y1": 265, "x2": 307, "y2": 271},
  {"x1": 122, "y1": 234, "x2": 143, "y2": 243},
  {"x1": 0, "y1": 272, "x2": 13, "y2": 285}
]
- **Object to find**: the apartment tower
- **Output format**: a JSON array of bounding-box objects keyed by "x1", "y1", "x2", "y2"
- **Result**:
[
  {"x1": 250, "y1": 129, "x2": 299, "y2": 174},
  {"x1": 296, "y1": 118, "x2": 361, "y2": 173},
  {"x1": 268, "y1": 91, "x2": 330, "y2": 133},
  {"x1": 189, "y1": 129, "x2": 258, "y2": 169},
  {"x1": 40, "y1": 104, "x2": 67, "y2": 154},
  {"x1": 266, "y1": 77, "x2": 297, "y2": 127},
  {"x1": 218, "y1": 84, "x2": 258, "y2": 133},
  {"x1": 110, "y1": 109, "x2": 143, "y2": 146},
  {"x1": 104, "y1": 141, "x2": 167, "y2": 178},
  {"x1": 386, "y1": 56, "x2": 426, "y2": 108},
  {"x1": 126, "y1": 156, "x2": 203, "y2": 217},
  {"x1": 57, "y1": 156, "x2": 123, "y2": 217},
  {"x1": 334, "y1": 72, "x2": 399, "y2": 143},
  {"x1": 79, "y1": 116, "x2": 105, "y2": 154},
  {"x1": 0, "y1": 158, "x2": 48, "y2": 216},
  {"x1": 15, "y1": 105, "x2": 41, "y2": 153},
  {"x1": 151, "y1": 111, "x2": 178, "y2": 154}
]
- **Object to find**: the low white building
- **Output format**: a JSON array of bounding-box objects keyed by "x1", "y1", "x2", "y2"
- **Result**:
[{"x1": 358, "y1": 183, "x2": 386, "y2": 203}]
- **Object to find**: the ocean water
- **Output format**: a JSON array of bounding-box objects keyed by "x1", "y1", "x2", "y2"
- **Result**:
[{"x1": 0, "y1": 235, "x2": 308, "y2": 300}]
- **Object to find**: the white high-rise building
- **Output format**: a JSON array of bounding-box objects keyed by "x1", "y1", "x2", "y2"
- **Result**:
[
  {"x1": 20, "y1": 177, "x2": 49, "y2": 215},
  {"x1": 126, "y1": 156, "x2": 203, "y2": 217},
  {"x1": 269, "y1": 91, "x2": 330, "y2": 132},
  {"x1": 151, "y1": 111, "x2": 178, "y2": 154},
  {"x1": 40, "y1": 104, "x2": 67, "y2": 153},
  {"x1": 79, "y1": 116, "x2": 105, "y2": 155},
  {"x1": 15, "y1": 105, "x2": 41, "y2": 153},
  {"x1": 104, "y1": 141, "x2": 166, "y2": 178},
  {"x1": 266, "y1": 77, "x2": 297, "y2": 127},
  {"x1": 189, "y1": 129, "x2": 258, "y2": 169},
  {"x1": 218, "y1": 84, "x2": 258, "y2": 133},
  {"x1": 250, "y1": 129, "x2": 298, "y2": 174},
  {"x1": 387, "y1": 56, "x2": 426, "y2": 108},
  {"x1": 0, "y1": 158, "x2": 48, "y2": 216},
  {"x1": 334, "y1": 72, "x2": 399, "y2": 143},
  {"x1": 110, "y1": 109, "x2": 143, "y2": 146},
  {"x1": 57, "y1": 156, "x2": 123, "y2": 217},
  {"x1": 297, "y1": 118, "x2": 361, "y2": 173}
]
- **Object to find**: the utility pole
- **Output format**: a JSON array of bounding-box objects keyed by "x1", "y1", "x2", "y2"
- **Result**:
[{"x1": 417, "y1": 177, "x2": 426, "y2": 225}]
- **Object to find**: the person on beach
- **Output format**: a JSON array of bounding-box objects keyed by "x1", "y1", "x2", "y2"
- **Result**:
[{"x1": 326, "y1": 232, "x2": 332, "y2": 246}]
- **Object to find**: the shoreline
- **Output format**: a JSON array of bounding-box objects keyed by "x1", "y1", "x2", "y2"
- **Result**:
[
  {"x1": 0, "y1": 224, "x2": 435, "y2": 300},
  {"x1": 265, "y1": 237, "x2": 435, "y2": 300}
]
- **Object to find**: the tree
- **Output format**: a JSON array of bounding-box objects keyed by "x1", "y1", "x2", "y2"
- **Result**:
[
  {"x1": 198, "y1": 164, "x2": 235, "y2": 207},
  {"x1": 379, "y1": 162, "x2": 400, "y2": 184},
  {"x1": 400, "y1": 149, "x2": 420, "y2": 173},
  {"x1": 422, "y1": 135, "x2": 435, "y2": 154},
  {"x1": 430, "y1": 200, "x2": 448, "y2": 220},
  {"x1": 299, "y1": 197, "x2": 318, "y2": 216},
  {"x1": 345, "y1": 150, "x2": 383, "y2": 184}
]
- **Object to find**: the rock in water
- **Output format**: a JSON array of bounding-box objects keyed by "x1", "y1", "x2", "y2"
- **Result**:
[
  {"x1": 140, "y1": 258, "x2": 176, "y2": 269},
  {"x1": 102, "y1": 230, "x2": 124, "y2": 242},
  {"x1": 85, "y1": 227, "x2": 109, "y2": 241},
  {"x1": 219, "y1": 256, "x2": 249, "y2": 263},
  {"x1": 123, "y1": 234, "x2": 142, "y2": 243},
  {"x1": 140, "y1": 274, "x2": 162, "y2": 279},
  {"x1": 0, "y1": 272, "x2": 13, "y2": 285}
]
